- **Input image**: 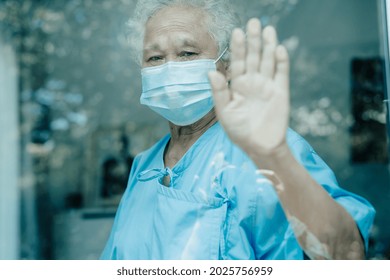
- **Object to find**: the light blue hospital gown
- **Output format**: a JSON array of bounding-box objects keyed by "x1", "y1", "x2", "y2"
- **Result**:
[{"x1": 100, "y1": 122, "x2": 375, "y2": 259}]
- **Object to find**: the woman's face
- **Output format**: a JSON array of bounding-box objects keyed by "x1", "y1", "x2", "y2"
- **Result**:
[{"x1": 142, "y1": 5, "x2": 221, "y2": 69}]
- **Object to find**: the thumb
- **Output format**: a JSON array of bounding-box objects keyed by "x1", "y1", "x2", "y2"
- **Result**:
[{"x1": 208, "y1": 71, "x2": 230, "y2": 116}]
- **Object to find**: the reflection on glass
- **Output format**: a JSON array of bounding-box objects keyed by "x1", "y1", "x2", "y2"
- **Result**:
[{"x1": 0, "y1": 0, "x2": 389, "y2": 260}]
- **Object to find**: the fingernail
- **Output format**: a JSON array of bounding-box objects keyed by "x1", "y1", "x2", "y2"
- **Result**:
[
  {"x1": 264, "y1": 26, "x2": 275, "y2": 42},
  {"x1": 248, "y1": 18, "x2": 260, "y2": 28}
]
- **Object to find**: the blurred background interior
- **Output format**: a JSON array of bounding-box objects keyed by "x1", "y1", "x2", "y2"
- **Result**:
[{"x1": 0, "y1": 0, "x2": 389, "y2": 259}]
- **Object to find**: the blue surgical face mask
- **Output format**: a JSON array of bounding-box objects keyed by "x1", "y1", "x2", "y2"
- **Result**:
[{"x1": 140, "y1": 48, "x2": 227, "y2": 126}]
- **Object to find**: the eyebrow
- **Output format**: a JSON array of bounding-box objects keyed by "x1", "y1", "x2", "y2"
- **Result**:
[
  {"x1": 180, "y1": 38, "x2": 198, "y2": 48},
  {"x1": 143, "y1": 44, "x2": 162, "y2": 53}
]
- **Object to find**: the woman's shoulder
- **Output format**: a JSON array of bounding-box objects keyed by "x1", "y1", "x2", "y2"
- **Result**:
[{"x1": 132, "y1": 134, "x2": 170, "y2": 167}]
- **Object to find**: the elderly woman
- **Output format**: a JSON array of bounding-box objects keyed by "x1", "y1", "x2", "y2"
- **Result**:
[{"x1": 101, "y1": 0, "x2": 375, "y2": 260}]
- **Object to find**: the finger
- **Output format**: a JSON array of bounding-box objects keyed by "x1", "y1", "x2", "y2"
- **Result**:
[
  {"x1": 246, "y1": 18, "x2": 261, "y2": 73},
  {"x1": 274, "y1": 45, "x2": 290, "y2": 90},
  {"x1": 230, "y1": 28, "x2": 246, "y2": 79},
  {"x1": 208, "y1": 71, "x2": 230, "y2": 116},
  {"x1": 260, "y1": 26, "x2": 277, "y2": 78}
]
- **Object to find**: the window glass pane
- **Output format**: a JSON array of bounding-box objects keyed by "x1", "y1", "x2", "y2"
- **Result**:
[{"x1": 0, "y1": 0, "x2": 389, "y2": 260}]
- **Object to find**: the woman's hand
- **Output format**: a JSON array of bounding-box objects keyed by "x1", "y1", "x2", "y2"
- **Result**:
[{"x1": 209, "y1": 18, "x2": 290, "y2": 156}]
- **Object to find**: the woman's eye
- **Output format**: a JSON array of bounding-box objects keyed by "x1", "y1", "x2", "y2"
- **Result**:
[
  {"x1": 148, "y1": 56, "x2": 162, "y2": 62},
  {"x1": 180, "y1": 51, "x2": 197, "y2": 57}
]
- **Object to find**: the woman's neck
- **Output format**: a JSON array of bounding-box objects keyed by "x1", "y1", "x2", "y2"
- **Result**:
[{"x1": 164, "y1": 110, "x2": 217, "y2": 168}]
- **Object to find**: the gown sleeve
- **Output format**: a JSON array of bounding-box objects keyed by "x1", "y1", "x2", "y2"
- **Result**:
[
  {"x1": 286, "y1": 132, "x2": 376, "y2": 252},
  {"x1": 253, "y1": 130, "x2": 375, "y2": 258}
]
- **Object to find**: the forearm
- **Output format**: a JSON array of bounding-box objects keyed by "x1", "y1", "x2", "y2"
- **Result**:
[{"x1": 247, "y1": 141, "x2": 364, "y2": 259}]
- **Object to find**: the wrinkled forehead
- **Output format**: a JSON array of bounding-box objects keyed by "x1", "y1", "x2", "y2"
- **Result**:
[{"x1": 143, "y1": 4, "x2": 216, "y2": 50}]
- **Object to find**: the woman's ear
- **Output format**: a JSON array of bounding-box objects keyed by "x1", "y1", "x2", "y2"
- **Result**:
[
  {"x1": 225, "y1": 61, "x2": 231, "y2": 82},
  {"x1": 216, "y1": 60, "x2": 231, "y2": 82}
]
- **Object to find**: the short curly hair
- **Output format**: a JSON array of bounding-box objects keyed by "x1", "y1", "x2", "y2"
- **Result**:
[{"x1": 127, "y1": 0, "x2": 240, "y2": 65}]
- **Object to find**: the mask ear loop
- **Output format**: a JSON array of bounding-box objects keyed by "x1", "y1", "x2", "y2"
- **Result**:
[{"x1": 214, "y1": 47, "x2": 229, "y2": 63}]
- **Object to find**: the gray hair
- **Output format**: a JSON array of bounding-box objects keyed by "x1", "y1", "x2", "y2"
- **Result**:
[{"x1": 127, "y1": 0, "x2": 240, "y2": 65}]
